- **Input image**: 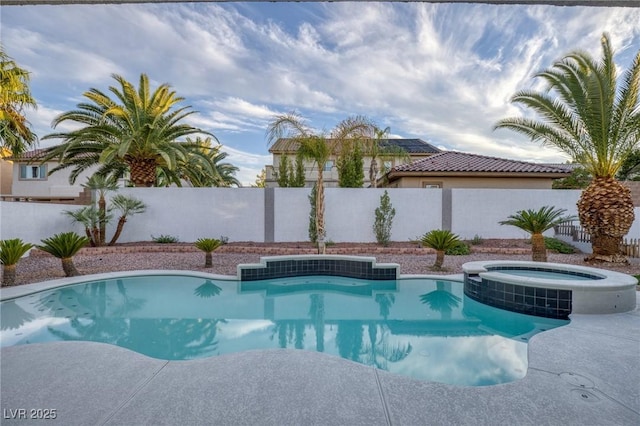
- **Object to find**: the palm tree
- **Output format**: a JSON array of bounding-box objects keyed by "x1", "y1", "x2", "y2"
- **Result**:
[
  {"x1": 364, "y1": 126, "x2": 410, "y2": 188},
  {"x1": 82, "y1": 174, "x2": 119, "y2": 245},
  {"x1": 108, "y1": 194, "x2": 146, "y2": 245},
  {"x1": 38, "y1": 232, "x2": 89, "y2": 277},
  {"x1": 194, "y1": 238, "x2": 223, "y2": 268},
  {"x1": 495, "y1": 33, "x2": 639, "y2": 263},
  {"x1": 420, "y1": 281, "x2": 461, "y2": 320},
  {"x1": 499, "y1": 206, "x2": 575, "y2": 262},
  {"x1": 266, "y1": 112, "x2": 373, "y2": 254},
  {"x1": 0, "y1": 238, "x2": 33, "y2": 286},
  {"x1": 0, "y1": 47, "x2": 37, "y2": 156},
  {"x1": 420, "y1": 229, "x2": 461, "y2": 269},
  {"x1": 64, "y1": 205, "x2": 110, "y2": 247},
  {"x1": 42, "y1": 73, "x2": 211, "y2": 187}
]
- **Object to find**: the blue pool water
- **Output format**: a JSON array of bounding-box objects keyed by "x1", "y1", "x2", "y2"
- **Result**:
[{"x1": 0, "y1": 275, "x2": 568, "y2": 386}]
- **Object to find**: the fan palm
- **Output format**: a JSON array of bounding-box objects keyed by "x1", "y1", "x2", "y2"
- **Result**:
[
  {"x1": 82, "y1": 174, "x2": 119, "y2": 245},
  {"x1": 266, "y1": 112, "x2": 374, "y2": 254},
  {"x1": 108, "y1": 194, "x2": 146, "y2": 245},
  {"x1": 0, "y1": 47, "x2": 37, "y2": 156},
  {"x1": 38, "y1": 232, "x2": 89, "y2": 277},
  {"x1": 499, "y1": 206, "x2": 575, "y2": 262},
  {"x1": 194, "y1": 238, "x2": 223, "y2": 268},
  {"x1": 41, "y1": 73, "x2": 211, "y2": 187},
  {"x1": 420, "y1": 229, "x2": 461, "y2": 269},
  {"x1": 495, "y1": 33, "x2": 639, "y2": 263},
  {"x1": 364, "y1": 126, "x2": 410, "y2": 188},
  {"x1": 0, "y1": 238, "x2": 33, "y2": 286}
]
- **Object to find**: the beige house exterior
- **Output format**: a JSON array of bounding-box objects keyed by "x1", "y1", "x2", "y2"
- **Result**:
[
  {"x1": 3, "y1": 149, "x2": 94, "y2": 202},
  {"x1": 265, "y1": 138, "x2": 440, "y2": 188},
  {"x1": 382, "y1": 151, "x2": 572, "y2": 189}
]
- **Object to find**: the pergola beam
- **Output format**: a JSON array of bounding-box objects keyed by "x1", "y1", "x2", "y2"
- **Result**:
[{"x1": 3, "y1": 0, "x2": 639, "y2": 7}]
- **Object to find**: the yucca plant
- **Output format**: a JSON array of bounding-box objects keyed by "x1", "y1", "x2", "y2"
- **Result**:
[
  {"x1": 194, "y1": 238, "x2": 223, "y2": 268},
  {"x1": 499, "y1": 206, "x2": 576, "y2": 262},
  {"x1": 38, "y1": 232, "x2": 89, "y2": 277},
  {"x1": 0, "y1": 239, "x2": 33, "y2": 286},
  {"x1": 420, "y1": 230, "x2": 461, "y2": 270}
]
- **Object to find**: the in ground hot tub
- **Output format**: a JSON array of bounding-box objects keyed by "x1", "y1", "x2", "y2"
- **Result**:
[{"x1": 462, "y1": 261, "x2": 637, "y2": 319}]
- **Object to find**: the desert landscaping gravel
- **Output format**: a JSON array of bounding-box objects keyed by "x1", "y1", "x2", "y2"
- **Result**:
[{"x1": 4, "y1": 242, "x2": 639, "y2": 287}]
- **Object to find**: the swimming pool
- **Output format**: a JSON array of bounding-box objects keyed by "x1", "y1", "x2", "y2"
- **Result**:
[{"x1": 0, "y1": 273, "x2": 567, "y2": 386}]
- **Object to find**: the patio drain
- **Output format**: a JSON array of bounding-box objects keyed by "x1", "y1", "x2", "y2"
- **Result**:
[
  {"x1": 560, "y1": 372, "x2": 594, "y2": 388},
  {"x1": 571, "y1": 388, "x2": 600, "y2": 403}
]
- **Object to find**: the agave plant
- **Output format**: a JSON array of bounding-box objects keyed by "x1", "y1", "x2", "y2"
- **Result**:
[
  {"x1": 420, "y1": 230, "x2": 461, "y2": 270},
  {"x1": 0, "y1": 239, "x2": 33, "y2": 286},
  {"x1": 38, "y1": 232, "x2": 89, "y2": 277},
  {"x1": 499, "y1": 206, "x2": 576, "y2": 262},
  {"x1": 194, "y1": 238, "x2": 223, "y2": 268}
]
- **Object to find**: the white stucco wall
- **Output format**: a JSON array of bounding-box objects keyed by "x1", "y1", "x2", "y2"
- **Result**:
[
  {"x1": 109, "y1": 188, "x2": 265, "y2": 243},
  {"x1": 451, "y1": 189, "x2": 582, "y2": 239},
  {"x1": 0, "y1": 201, "x2": 84, "y2": 244},
  {"x1": 1, "y1": 188, "x2": 637, "y2": 246}
]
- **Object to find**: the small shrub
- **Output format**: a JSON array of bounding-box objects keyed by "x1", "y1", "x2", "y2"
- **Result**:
[
  {"x1": 194, "y1": 238, "x2": 223, "y2": 268},
  {"x1": 445, "y1": 241, "x2": 471, "y2": 255},
  {"x1": 1, "y1": 239, "x2": 34, "y2": 286},
  {"x1": 470, "y1": 234, "x2": 483, "y2": 245},
  {"x1": 544, "y1": 237, "x2": 576, "y2": 254},
  {"x1": 38, "y1": 232, "x2": 89, "y2": 277},
  {"x1": 152, "y1": 234, "x2": 179, "y2": 244},
  {"x1": 373, "y1": 190, "x2": 395, "y2": 246},
  {"x1": 420, "y1": 229, "x2": 461, "y2": 269}
]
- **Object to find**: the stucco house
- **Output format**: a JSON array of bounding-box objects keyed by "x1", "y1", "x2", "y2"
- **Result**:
[
  {"x1": 265, "y1": 138, "x2": 441, "y2": 188},
  {"x1": 2, "y1": 148, "x2": 95, "y2": 202},
  {"x1": 381, "y1": 151, "x2": 572, "y2": 189}
]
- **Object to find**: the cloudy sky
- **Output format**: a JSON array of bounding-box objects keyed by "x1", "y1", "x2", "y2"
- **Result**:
[{"x1": 2, "y1": 2, "x2": 639, "y2": 185}]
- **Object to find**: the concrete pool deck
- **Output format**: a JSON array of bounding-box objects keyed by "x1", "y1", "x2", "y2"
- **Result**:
[{"x1": 1, "y1": 291, "x2": 638, "y2": 425}]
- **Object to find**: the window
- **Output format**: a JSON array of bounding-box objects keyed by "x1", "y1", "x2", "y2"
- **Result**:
[
  {"x1": 19, "y1": 164, "x2": 47, "y2": 180},
  {"x1": 323, "y1": 160, "x2": 334, "y2": 171},
  {"x1": 422, "y1": 182, "x2": 442, "y2": 189}
]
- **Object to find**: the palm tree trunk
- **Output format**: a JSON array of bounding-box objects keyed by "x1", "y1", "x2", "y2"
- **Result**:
[
  {"x1": 62, "y1": 257, "x2": 80, "y2": 277},
  {"x1": 2, "y1": 264, "x2": 16, "y2": 286},
  {"x1": 204, "y1": 252, "x2": 212, "y2": 268},
  {"x1": 316, "y1": 170, "x2": 326, "y2": 255},
  {"x1": 531, "y1": 233, "x2": 547, "y2": 262},
  {"x1": 84, "y1": 227, "x2": 96, "y2": 247},
  {"x1": 98, "y1": 195, "x2": 106, "y2": 245},
  {"x1": 589, "y1": 234, "x2": 627, "y2": 263},
  {"x1": 369, "y1": 158, "x2": 378, "y2": 188},
  {"x1": 434, "y1": 250, "x2": 445, "y2": 269},
  {"x1": 108, "y1": 217, "x2": 127, "y2": 246}
]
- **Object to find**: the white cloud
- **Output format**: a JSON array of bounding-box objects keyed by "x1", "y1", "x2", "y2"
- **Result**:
[{"x1": 3, "y1": 2, "x2": 638, "y2": 184}]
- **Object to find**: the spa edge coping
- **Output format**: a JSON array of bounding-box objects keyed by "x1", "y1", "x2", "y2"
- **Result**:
[{"x1": 462, "y1": 260, "x2": 638, "y2": 291}]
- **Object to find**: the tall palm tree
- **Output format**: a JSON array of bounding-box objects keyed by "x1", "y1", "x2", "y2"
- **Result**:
[
  {"x1": 266, "y1": 112, "x2": 373, "y2": 253},
  {"x1": 499, "y1": 206, "x2": 575, "y2": 262},
  {"x1": 495, "y1": 33, "x2": 639, "y2": 263},
  {"x1": 364, "y1": 126, "x2": 410, "y2": 188},
  {"x1": 0, "y1": 47, "x2": 37, "y2": 156},
  {"x1": 157, "y1": 137, "x2": 240, "y2": 187},
  {"x1": 42, "y1": 73, "x2": 211, "y2": 187}
]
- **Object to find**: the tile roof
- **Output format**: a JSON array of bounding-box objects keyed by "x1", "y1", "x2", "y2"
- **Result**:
[
  {"x1": 269, "y1": 138, "x2": 440, "y2": 154},
  {"x1": 6, "y1": 148, "x2": 49, "y2": 161},
  {"x1": 390, "y1": 151, "x2": 573, "y2": 175}
]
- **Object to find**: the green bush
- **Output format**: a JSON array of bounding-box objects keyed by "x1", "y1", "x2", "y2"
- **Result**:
[
  {"x1": 543, "y1": 237, "x2": 576, "y2": 254},
  {"x1": 445, "y1": 241, "x2": 471, "y2": 255},
  {"x1": 152, "y1": 234, "x2": 179, "y2": 244},
  {"x1": 38, "y1": 232, "x2": 89, "y2": 277},
  {"x1": 470, "y1": 234, "x2": 483, "y2": 245},
  {"x1": 373, "y1": 190, "x2": 395, "y2": 246}
]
